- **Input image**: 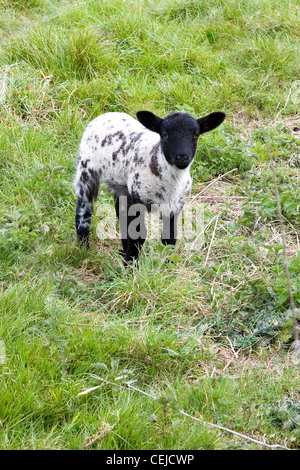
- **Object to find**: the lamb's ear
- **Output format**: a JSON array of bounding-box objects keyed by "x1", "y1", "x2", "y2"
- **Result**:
[
  {"x1": 136, "y1": 111, "x2": 163, "y2": 133},
  {"x1": 197, "y1": 112, "x2": 226, "y2": 134}
]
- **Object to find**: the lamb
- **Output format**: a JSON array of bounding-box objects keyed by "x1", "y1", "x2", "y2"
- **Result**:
[{"x1": 74, "y1": 110, "x2": 225, "y2": 262}]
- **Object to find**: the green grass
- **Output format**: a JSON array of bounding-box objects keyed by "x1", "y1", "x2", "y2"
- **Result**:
[{"x1": 0, "y1": 0, "x2": 299, "y2": 450}]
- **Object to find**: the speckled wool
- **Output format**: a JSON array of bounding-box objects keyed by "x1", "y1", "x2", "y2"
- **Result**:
[{"x1": 74, "y1": 112, "x2": 192, "y2": 218}]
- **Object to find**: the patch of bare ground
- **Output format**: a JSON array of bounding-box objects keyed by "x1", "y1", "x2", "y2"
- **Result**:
[
  {"x1": 228, "y1": 111, "x2": 259, "y2": 132},
  {"x1": 199, "y1": 339, "x2": 300, "y2": 381},
  {"x1": 280, "y1": 115, "x2": 300, "y2": 139},
  {"x1": 190, "y1": 172, "x2": 299, "y2": 257},
  {"x1": 189, "y1": 177, "x2": 245, "y2": 219},
  {"x1": 229, "y1": 111, "x2": 300, "y2": 137}
]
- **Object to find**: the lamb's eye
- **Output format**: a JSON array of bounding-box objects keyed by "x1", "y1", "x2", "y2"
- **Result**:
[
  {"x1": 161, "y1": 132, "x2": 168, "y2": 140},
  {"x1": 193, "y1": 131, "x2": 199, "y2": 141}
]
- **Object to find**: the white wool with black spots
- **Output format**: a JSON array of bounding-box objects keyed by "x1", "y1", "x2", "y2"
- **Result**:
[{"x1": 74, "y1": 112, "x2": 192, "y2": 216}]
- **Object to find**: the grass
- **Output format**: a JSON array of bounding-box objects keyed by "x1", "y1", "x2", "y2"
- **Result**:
[{"x1": 0, "y1": 0, "x2": 299, "y2": 450}]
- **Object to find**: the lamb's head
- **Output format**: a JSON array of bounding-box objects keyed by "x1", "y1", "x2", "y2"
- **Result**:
[{"x1": 136, "y1": 110, "x2": 226, "y2": 170}]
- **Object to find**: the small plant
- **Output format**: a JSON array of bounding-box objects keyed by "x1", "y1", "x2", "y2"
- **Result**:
[{"x1": 267, "y1": 398, "x2": 300, "y2": 431}]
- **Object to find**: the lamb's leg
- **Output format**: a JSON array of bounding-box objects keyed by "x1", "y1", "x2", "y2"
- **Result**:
[
  {"x1": 75, "y1": 167, "x2": 100, "y2": 248},
  {"x1": 161, "y1": 212, "x2": 178, "y2": 246},
  {"x1": 75, "y1": 197, "x2": 93, "y2": 248},
  {"x1": 114, "y1": 192, "x2": 129, "y2": 257},
  {"x1": 126, "y1": 211, "x2": 147, "y2": 262},
  {"x1": 114, "y1": 191, "x2": 147, "y2": 263}
]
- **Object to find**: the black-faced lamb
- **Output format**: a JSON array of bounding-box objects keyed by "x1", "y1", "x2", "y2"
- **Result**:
[{"x1": 74, "y1": 110, "x2": 225, "y2": 262}]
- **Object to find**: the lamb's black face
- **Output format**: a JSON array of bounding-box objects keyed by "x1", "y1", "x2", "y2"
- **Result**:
[
  {"x1": 136, "y1": 110, "x2": 226, "y2": 170},
  {"x1": 159, "y1": 113, "x2": 200, "y2": 169}
]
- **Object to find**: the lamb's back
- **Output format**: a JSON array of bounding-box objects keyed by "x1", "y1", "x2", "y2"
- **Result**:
[{"x1": 79, "y1": 113, "x2": 158, "y2": 183}]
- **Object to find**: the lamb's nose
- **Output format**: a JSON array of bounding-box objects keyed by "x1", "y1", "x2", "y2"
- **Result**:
[
  {"x1": 175, "y1": 154, "x2": 190, "y2": 166},
  {"x1": 176, "y1": 154, "x2": 189, "y2": 162}
]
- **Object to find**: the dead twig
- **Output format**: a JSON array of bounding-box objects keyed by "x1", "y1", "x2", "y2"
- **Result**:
[
  {"x1": 191, "y1": 168, "x2": 238, "y2": 201},
  {"x1": 255, "y1": 108, "x2": 300, "y2": 371},
  {"x1": 179, "y1": 411, "x2": 291, "y2": 450},
  {"x1": 204, "y1": 214, "x2": 219, "y2": 266},
  {"x1": 78, "y1": 375, "x2": 292, "y2": 450}
]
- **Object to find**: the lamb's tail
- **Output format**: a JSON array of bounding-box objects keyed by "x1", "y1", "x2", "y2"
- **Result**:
[{"x1": 74, "y1": 162, "x2": 100, "y2": 247}]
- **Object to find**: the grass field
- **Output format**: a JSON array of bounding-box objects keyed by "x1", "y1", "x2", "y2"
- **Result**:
[{"x1": 0, "y1": 0, "x2": 299, "y2": 450}]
